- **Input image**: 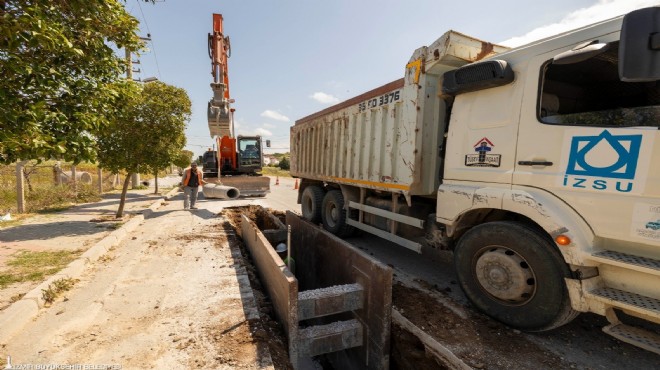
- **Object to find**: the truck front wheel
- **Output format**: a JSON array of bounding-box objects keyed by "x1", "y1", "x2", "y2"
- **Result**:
[
  {"x1": 453, "y1": 221, "x2": 578, "y2": 331},
  {"x1": 321, "y1": 190, "x2": 354, "y2": 237},
  {"x1": 301, "y1": 185, "x2": 324, "y2": 223}
]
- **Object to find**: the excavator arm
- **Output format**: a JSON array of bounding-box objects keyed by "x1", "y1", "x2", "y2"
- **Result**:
[
  {"x1": 202, "y1": 13, "x2": 271, "y2": 198},
  {"x1": 207, "y1": 13, "x2": 232, "y2": 137}
]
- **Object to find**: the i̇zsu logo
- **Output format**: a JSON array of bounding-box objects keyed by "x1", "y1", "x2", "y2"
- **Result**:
[{"x1": 563, "y1": 130, "x2": 643, "y2": 193}]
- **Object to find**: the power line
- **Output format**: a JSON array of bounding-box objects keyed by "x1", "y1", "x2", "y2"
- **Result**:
[{"x1": 135, "y1": 0, "x2": 162, "y2": 79}]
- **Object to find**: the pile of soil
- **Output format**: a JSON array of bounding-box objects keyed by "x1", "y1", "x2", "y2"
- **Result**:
[{"x1": 391, "y1": 283, "x2": 572, "y2": 369}]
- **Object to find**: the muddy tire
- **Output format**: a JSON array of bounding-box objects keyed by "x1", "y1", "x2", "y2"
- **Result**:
[
  {"x1": 321, "y1": 190, "x2": 354, "y2": 237},
  {"x1": 453, "y1": 221, "x2": 578, "y2": 331},
  {"x1": 301, "y1": 185, "x2": 324, "y2": 223}
]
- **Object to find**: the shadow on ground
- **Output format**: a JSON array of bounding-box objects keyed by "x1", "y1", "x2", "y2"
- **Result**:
[{"x1": 0, "y1": 220, "x2": 112, "y2": 242}]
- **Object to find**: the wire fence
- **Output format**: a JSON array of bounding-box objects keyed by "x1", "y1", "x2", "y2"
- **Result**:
[{"x1": 0, "y1": 161, "x2": 125, "y2": 214}]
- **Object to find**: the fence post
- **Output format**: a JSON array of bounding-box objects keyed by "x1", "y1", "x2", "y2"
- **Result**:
[
  {"x1": 16, "y1": 161, "x2": 28, "y2": 213},
  {"x1": 71, "y1": 165, "x2": 77, "y2": 193},
  {"x1": 53, "y1": 161, "x2": 62, "y2": 185},
  {"x1": 97, "y1": 167, "x2": 103, "y2": 194}
]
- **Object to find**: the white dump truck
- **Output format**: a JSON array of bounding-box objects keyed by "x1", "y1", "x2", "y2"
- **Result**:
[{"x1": 290, "y1": 8, "x2": 660, "y2": 353}]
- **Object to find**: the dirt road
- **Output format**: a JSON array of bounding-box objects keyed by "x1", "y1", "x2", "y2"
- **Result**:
[{"x1": 1, "y1": 195, "x2": 280, "y2": 369}]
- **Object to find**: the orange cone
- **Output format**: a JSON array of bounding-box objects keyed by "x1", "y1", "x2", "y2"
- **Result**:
[
  {"x1": 275, "y1": 176, "x2": 280, "y2": 186},
  {"x1": 293, "y1": 178, "x2": 299, "y2": 190}
]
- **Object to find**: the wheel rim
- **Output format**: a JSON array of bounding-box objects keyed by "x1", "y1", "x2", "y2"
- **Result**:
[
  {"x1": 325, "y1": 202, "x2": 338, "y2": 228},
  {"x1": 473, "y1": 246, "x2": 536, "y2": 305},
  {"x1": 302, "y1": 194, "x2": 312, "y2": 217}
]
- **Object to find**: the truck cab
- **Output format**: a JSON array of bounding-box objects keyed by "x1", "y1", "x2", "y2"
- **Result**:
[{"x1": 438, "y1": 8, "x2": 660, "y2": 351}]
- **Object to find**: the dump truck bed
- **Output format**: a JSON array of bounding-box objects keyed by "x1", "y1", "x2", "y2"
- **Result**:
[{"x1": 290, "y1": 31, "x2": 508, "y2": 198}]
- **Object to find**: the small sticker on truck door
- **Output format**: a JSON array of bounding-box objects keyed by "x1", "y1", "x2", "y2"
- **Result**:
[
  {"x1": 465, "y1": 137, "x2": 501, "y2": 167},
  {"x1": 631, "y1": 203, "x2": 660, "y2": 242}
]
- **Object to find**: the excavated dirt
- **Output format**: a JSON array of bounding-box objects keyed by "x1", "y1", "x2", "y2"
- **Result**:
[
  {"x1": 391, "y1": 283, "x2": 572, "y2": 369},
  {"x1": 220, "y1": 207, "x2": 293, "y2": 370}
]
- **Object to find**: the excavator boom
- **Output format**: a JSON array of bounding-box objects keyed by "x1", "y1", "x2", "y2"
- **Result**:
[
  {"x1": 207, "y1": 13, "x2": 232, "y2": 137},
  {"x1": 203, "y1": 13, "x2": 270, "y2": 198}
]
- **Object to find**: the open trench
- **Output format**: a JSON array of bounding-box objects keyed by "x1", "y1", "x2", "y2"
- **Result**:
[
  {"x1": 219, "y1": 205, "x2": 576, "y2": 370},
  {"x1": 218, "y1": 205, "x2": 457, "y2": 369}
]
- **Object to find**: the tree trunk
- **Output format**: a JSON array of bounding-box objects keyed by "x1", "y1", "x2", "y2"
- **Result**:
[
  {"x1": 116, "y1": 173, "x2": 132, "y2": 218},
  {"x1": 154, "y1": 170, "x2": 159, "y2": 194},
  {"x1": 22, "y1": 167, "x2": 34, "y2": 193}
]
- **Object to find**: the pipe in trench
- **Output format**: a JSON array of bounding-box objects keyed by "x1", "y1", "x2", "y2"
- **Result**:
[{"x1": 202, "y1": 183, "x2": 240, "y2": 199}]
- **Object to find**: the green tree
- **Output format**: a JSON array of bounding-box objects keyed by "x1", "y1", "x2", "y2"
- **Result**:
[
  {"x1": 278, "y1": 157, "x2": 290, "y2": 170},
  {"x1": 173, "y1": 150, "x2": 194, "y2": 170},
  {"x1": 0, "y1": 1, "x2": 143, "y2": 164},
  {"x1": 97, "y1": 81, "x2": 191, "y2": 217},
  {"x1": 138, "y1": 82, "x2": 191, "y2": 194}
]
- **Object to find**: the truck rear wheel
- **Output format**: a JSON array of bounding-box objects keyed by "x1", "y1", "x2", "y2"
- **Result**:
[
  {"x1": 453, "y1": 221, "x2": 578, "y2": 331},
  {"x1": 301, "y1": 185, "x2": 324, "y2": 223},
  {"x1": 321, "y1": 190, "x2": 354, "y2": 237}
]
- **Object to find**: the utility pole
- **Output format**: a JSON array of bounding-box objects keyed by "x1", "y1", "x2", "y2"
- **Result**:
[{"x1": 126, "y1": 48, "x2": 141, "y2": 189}]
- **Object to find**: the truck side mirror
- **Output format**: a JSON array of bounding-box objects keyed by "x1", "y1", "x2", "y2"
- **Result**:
[
  {"x1": 619, "y1": 6, "x2": 660, "y2": 82},
  {"x1": 266, "y1": 140, "x2": 271, "y2": 148}
]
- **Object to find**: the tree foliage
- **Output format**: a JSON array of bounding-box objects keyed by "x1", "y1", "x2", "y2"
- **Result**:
[
  {"x1": 278, "y1": 157, "x2": 290, "y2": 170},
  {"x1": 0, "y1": 1, "x2": 143, "y2": 164},
  {"x1": 173, "y1": 150, "x2": 194, "y2": 169},
  {"x1": 97, "y1": 81, "x2": 191, "y2": 216},
  {"x1": 139, "y1": 82, "x2": 191, "y2": 176}
]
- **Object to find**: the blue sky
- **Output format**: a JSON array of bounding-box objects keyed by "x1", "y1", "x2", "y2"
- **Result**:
[{"x1": 125, "y1": 0, "x2": 657, "y2": 157}]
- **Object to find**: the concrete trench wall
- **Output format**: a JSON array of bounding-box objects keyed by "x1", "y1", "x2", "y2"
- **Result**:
[
  {"x1": 240, "y1": 214, "x2": 299, "y2": 366},
  {"x1": 287, "y1": 212, "x2": 393, "y2": 370},
  {"x1": 239, "y1": 209, "x2": 393, "y2": 369}
]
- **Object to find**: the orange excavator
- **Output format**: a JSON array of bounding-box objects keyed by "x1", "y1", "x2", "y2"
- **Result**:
[{"x1": 203, "y1": 13, "x2": 270, "y2": 198}]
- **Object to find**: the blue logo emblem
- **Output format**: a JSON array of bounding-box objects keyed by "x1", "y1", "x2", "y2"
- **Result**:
[{"x1": 566, "y1": 130, "x2": 642, "y2": 180}]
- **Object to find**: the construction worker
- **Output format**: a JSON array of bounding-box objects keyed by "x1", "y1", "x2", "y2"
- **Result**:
[{"x1": 181, "y1": 162, "x2": 207, "y2": 210}]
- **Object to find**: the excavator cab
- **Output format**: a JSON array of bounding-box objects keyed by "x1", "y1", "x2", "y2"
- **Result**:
[{"x1": 237, "y1": 136, "x2": 263, "y2": 174}]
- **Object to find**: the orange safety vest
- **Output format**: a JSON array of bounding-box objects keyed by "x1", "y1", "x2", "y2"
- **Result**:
[{"x1": 183, "y1": 168, "x2": 203, "y2": 186}]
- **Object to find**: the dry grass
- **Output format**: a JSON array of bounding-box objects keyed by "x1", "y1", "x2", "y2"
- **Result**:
[
  {"x1": 41, "y1": 277, "x2": 79, "y2": 305},
  {"x1": 260, "y1": 167, "x2": 291, "y2": 178},
  {"x1": 0, "y1": 250, "x2": 83, "y2": 289}
]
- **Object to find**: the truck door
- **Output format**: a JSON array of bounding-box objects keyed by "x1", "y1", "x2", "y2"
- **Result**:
[{"x1": 514, "y1": 38, "x2": 660, "y2": 246}]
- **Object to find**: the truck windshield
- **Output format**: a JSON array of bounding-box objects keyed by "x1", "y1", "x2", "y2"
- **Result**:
[{"x1": 539, "y1": 41, "x2": 660, "y2": 128}]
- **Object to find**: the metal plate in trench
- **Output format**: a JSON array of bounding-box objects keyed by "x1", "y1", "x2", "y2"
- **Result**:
[{"x1": 286, "y1": 212, "x2": 393, "y2": 370}]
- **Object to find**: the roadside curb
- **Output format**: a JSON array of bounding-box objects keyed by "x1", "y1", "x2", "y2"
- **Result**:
[{"x1": 0, "y1": 186, "x2": 180, "y2": 343}]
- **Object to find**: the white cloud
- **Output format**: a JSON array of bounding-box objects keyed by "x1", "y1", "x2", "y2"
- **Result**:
[
  {"x1": 255, "y1": 128, "x2": 273, "y2": 137},
  {"x1": 500, "y1": 0, "x2": 659, "y2": 47},
  {"x1": 260, "y1": 110, "x2": 290, "y2": 122},
  {"x1": 310, "y1": 92, "x2": 340, "y2": 105}
]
